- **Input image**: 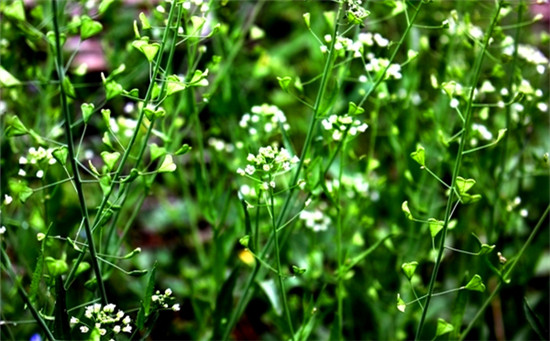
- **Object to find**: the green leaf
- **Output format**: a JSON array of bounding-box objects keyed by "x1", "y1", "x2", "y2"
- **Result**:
[
  {"x1": 149, "y1": 143, "x2": 166, "y2": 161},
  {"x1": 75, "y1": 262, "x2": 90, "y2": 277},
  {"x1": 277, "y1": 76, "x2": 292, "y2": 93},
  {"x1": 303, "y1": 13, "x2": 311, "y2": 29},
  {"x1": 478, "y1": 244, "x2": 495, "y2": 256},
  {"x1": 402, "y1": 201, "x2": 413, "y2": 220},
  {"x1": 0, "y1": 66, "x2": 22, "y2": 87},
  {"x1": 292, "y1": 265, "x2": 307, "y2": 275},
  {"x1": 190, "y1": 16, "x2": 206, "y2": 32},
  {"x1": 52, "y1": 147, "x2": 69, "y2": 166},
  {"x1": 456, "y1": 176, "x2": 476, "y2": 194},
  {"x1": 45, "y1": 257, "x2": 69, "y2": 276},
  {"x1": 132, "y1": 38, "x2": 160, "y2": 62},
  {"x1": 80, "y1": 16, "x2": 103, "y2": 40},
  {"x1": 259, "y1": 279, "x2": 282, "y2": 316},
  {"x1": 5, "y1": 115, "x2": 28, "y2": 137},
  {"x1": 410, "y1": 145, "x2": 425, "y2": 166},
  {"x1": 435, "y1": 318, "x2": 454, "y2": 336},
  {"x1": 175, "y1": 144, "x2": 191, "y2": 155},
  {"x1": 104, "y1": 80, "x2": 123, "y2": 100},
  {"x1": 144, "y1": 106, "x2": 166, "y2": 120},
  {"x1": 143, "y1": 263, "x2": 157, "y2": 316},
  {"x1": 98, "y1": 0, "x2": 115, "y2": 14},
  {"x1": 99, "y1": 175, "x2": 111, "y2": 195},
  {"x1": 428, "y1": 218, "x2": 444, "y2": 238},
  {"x1": 396, "y1": 293, "x2": 406, "y2": 312},
  {"x1": 495, "y1": 128, "x2": 507, "y2": 143},
  {"x1": 459, "y1": 193, "x2": 482, "y2": 204},
  {"x1": 101, "y1": 109, "x2": 111, "y2": 129},
  {"x1": 62, "y1": 76, "x2": 76, "y2": 98},
  {"x1": 239, "y1": 235, "x2": 250, "y2": 248},
  {"x1": 212, "y1": 267, "x2": 240, "y2": 340},
  {"x1": 401, "y1": 261, "x2": 418, "y2": 280},
  {"x1": 3, "y1": 0, "x2": 25, "y2": 21},
  {"x1": 523, "y1": 297, "x2": 549, "y2": 340},
  {"x1": 464, "y1": 274, "x2": 486, "y2": 292},
  {"x1": 139, "y1": 12, "x2": 151, "y2": 29},
  {"x1": 101, "y1": 151, "x2": 120, "y2": 171},
  {"x1": 165, "y1": 75, "x2": 186, "y2": 96},
  {"x1": 46, "y1": 31, "x2": 66, "y2": 50},
  {"x1": 158, "y1": 155, "x2": 177, "y2": 173},
  {"x1": 440, "y1": 81, "x2": 457, "y2": 99},
  {"x1": 81, "y1": 103, "x2": 95, "y2": 124},
  {"x1": 128, "y1": 269, "x2": 149, "y2": 277},
  {"x1": 189, "y1": 69, "x2": 209, "y2": 87},
  {"x1": 347, "y1": 101, "x2": 364, "y2": 116}
]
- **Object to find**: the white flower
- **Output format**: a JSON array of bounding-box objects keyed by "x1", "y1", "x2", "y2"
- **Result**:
[
  {"x1": 70, "y1": 317, "x2": 79, "y2": 325},
  {"x1": 332, "y1": 130, "x2": 343, "y2": 141},
  {"x1": 237, "y1": 168, "x2": 245, "y2": 176},
  {"x1": 262, "y1": 182, "x2": 269, "y2": 191},
  {"x1": 262, "y1": 164, "x2": 271, "y2": 172},
  {"x1": 245, "y1": 165, "x2": 255, "y2": 175},
  {"x1": 104, "y1": 304, "x2": 116, "y2": 313},
  {"x1": 99, "y1": 328, "x2": 107, "y2": 336},
  {"x1": 18, "y1": 169, "x2": 26, "y2": 176},
  {"x1": 36, "y1": 170, "x2": 44, "y2": 178},
  {"x1": 19, "y1": 156, "x2": 27, "y2": 164},
  {"x1": 172, "y1": 304, "x2": 181, "y2": 311},
  {"x1": 165, "y1": 288, "x2": 172, "y2": 296},
  {"x1": 80, "y1": 326, "x2": 89, "y2": 333},
  {"x1": 4, "y1": 194, "x2": 13, "y2": 205},
  {"x1": 320, "y1": 45, "x2": 328, "y2": 53},
  {"x1": 269, "y1": 181, "x2": 276, "y2": 188},
  {"x1": 123, "y1": 316, "x2": 131, "y2": 325},
  {"x1": 113, "y1": 325, "x2": 121, "y2": 333},
  {"x1": 0, "y1": 226, "x2": 5, "y2": 235},
  {"x1": 122, "y1": 325, "x2": 132, "y2": 333},
  {"x1": 116, "y1": 310, "x2": 124, "y2": 319},
  {"x1": 450, "y1": 98, "x2": 459, "y2": 108}
]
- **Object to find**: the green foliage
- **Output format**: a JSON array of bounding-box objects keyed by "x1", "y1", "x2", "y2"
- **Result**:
[{"x1": 1, "y1": 0, "x2": 548, "y2": 340}]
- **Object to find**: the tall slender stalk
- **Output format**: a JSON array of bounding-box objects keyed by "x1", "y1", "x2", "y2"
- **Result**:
[
  {"x1": 414, "y1": 2, "x2": 504, "y2": 339},
  {"x1": 51, "y1": 0, "x2": 107, "y2": 305},
  {"x1": 65, "y1": 2, "x2": 179, "y2": 286},
  {"x1": 221, "y1": 3, "x2": 346, "y2": 340}
]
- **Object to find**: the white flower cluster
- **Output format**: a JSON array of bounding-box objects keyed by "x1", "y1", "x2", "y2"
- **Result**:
[
  {"x1": 365, "y1": 53, "x2": 402, "y2": 79},
  {"x1": 502, "y1": 39, "x2": 549, "y2": 74},
  {"x1": 300, "y1": 207, "x2": 330, "y2": 232},
  {"x1": 321, "y1": 114, "x2": 368, "y2": 141},
  {"x1": 71, "y1": 303, "x2": 132, "y2": 337},
  {"x1": 18, "y1": 147, "x2": 57, "y2": 178},
  {"x1": 320, "y1": 32, "x2": 390, "y2": 57},
  {"x1": 152, "y1": 288, "x2": 180, "y2": 312},
  {"x1": 239, "y1": 104, "x2": 290, "y2": 136},
  {"x1": 237, "y1": 145, "x2": 300, "y2": 190},
  {"x1": 346, "y1": 0, "x2": 369, "y2": 25}
]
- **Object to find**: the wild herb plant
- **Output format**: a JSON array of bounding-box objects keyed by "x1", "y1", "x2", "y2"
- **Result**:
[{"x1": 1, "y1": 0, "x2": 548, "y2": 340}]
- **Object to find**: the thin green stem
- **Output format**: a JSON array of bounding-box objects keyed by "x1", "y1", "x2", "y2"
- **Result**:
[
  {"x1": 414, "y1": 2, "x2": 503, "y2": 339},
  {"x1": 1, "y1": 245, "x2": 56, "y2": 341},
  {"x1": 221, "y1": 3, "x2": 345, "y2": 339},
  {"x1": 65, "y1": 2, "x2": 178, "y2": 287},
  {"x1": 336, "y1": 140, "x2": 346, "y2": 340},
  {"x1": 51, "y1": 0, "x2": 107, "y2": 305},
  {"x1": 270, "y1": 185, "x2": 295, "y2": 339}
]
